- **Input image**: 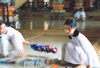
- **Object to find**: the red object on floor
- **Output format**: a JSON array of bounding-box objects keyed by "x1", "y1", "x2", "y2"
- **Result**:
[{"x1": 51, "y1": 64, "x2": 59, "y2": 68}]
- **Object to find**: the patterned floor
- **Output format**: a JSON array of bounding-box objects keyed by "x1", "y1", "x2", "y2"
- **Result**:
[{"x1": 93, "y1": 38, "x2": 100, "y2": 61}]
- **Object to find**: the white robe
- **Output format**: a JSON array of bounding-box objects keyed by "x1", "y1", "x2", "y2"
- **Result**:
[
  {"x1": 0, "y1": 27, "x2": 25, "y2": 56},
  {"x1": 65, "y1": 33, "x2": 100, "y2": 67},
  {"x1": 74, "y1": 11, "x2": 86, "y2": 20}
]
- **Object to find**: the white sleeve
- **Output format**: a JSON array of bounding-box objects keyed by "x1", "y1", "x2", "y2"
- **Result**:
[
  {"x1": 78, "y1": 36, "x2": 92, "y2": 66},
  {"x1": 83, "y1": 12, "x2": 86, "y2": 18},
  {"x1": 81, "y1": 11, "x2": 86, "y2": 18},
  {"x1": 15, "y1": 31, "x2": 25, "y2": 41},
  {"x1": 74, "y1": 11, "x2": 79, "y2": 17},
  {"x1": 8, "y1": 27, "x2": 25, "y2": 41}
]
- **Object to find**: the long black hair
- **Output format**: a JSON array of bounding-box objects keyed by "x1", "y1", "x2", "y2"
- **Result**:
[
  {"x1": 64, "y1": 18, "x2": 76, "y2": 28},
  {"x1": 80, "y1": 7, "x2": 84, "y2": 11}
]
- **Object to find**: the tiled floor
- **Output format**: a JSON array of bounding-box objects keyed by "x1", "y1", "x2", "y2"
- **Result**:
[{"x1": 1, "y1": 9, "x2": 100, "y2": 68}]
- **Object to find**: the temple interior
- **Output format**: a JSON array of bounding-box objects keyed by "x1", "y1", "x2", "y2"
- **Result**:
[{"x1": 0, "y1": 0, "x2": 100, "y2": 68}]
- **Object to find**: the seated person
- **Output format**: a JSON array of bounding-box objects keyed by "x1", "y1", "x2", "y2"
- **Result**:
[
  {"x1": 0, "y1": 21, "x2": 30, "y2": 58},
  {"x1": 62, "y1": 18, "x2": 100, "y2": 68},
  {"x1": 74, "y1": 7, "x2": 86, "y2": 21}
]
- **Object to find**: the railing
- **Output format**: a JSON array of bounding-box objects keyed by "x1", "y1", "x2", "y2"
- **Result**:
[{"x1": 20, "y1": 1, "x2": 49, "y2": 11}]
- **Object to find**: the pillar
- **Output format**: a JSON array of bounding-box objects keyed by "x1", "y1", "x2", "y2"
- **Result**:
[
  {"x1": 51, "y1": 0, "x2": 66, "y2": 19},
  {"x1": 89, "y1": 0, "x2": 94, "y2": 7},
  {"x1": 74, "y1": 0, "x2": 83, "y2": 9},
  {"x1": 0, "y1": 0, "x2": 19, "y2": 27}
]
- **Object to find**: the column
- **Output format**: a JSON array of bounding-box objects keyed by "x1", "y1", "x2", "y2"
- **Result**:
[
  {"x1": 89, "y1": 0, "x2": 94, "y2": 8},
  {"x1": 51, "y1": 0, "x2": 66, "y2": 19},
  {"x1": 74, "y1": 0, "x2": 83, "y2": 9},
  {"x1": 0, "y1": 0, "x2": 19, "y2": 27}
]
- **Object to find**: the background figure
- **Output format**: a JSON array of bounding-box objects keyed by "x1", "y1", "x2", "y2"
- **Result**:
[
  {"x1": 0, "y1": 21, "x2": 30, "y2": 58},
  {"x1": 15, "y1": 21, "x2": 21, "y2": 29},
  {"x1": 74, "y1": 7, "x2": 86, "y2": 21}
]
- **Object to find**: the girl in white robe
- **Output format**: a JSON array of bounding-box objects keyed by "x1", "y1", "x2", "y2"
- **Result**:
[
  {"x1": 0, "y1": 21, "x2": 29, "y2": 58},
  {"x1": 74, "y1": 7, "x2": 86, "y2": 21},
  {"x1": 62, "y1": 18, "x2": 100, "y2": 68}
]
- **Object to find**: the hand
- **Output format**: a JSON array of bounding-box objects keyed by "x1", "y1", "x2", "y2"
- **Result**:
[
  {"x1": 76, "y1": 64, "x2": 86, "y2": 68},
  {"x1": 87, "y1": 65, "x2": 91, "y2": 68},
  {"x1": 23, "y1": 41, "x2": 30, "y2": 45}
]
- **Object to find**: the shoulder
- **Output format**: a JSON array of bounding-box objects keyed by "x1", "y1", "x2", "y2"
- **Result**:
[
  {"x1": 78, "y1": 33, "x2": 86, "y2": 39},
  {"x1": 7, "y1": 27, "x2": 13, "y2": 29},
  {"x1": 7, "y1": 27, "x2": 17, "y2": 32},
  {"x1": 78, "y1": 33, "x2": 89, "y2": 42},
  {"x1": 82, "y1": 11, "x2": 86, "y2": 13}
]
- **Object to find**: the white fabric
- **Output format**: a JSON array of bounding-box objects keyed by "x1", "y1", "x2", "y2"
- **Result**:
[
  {"x1": 0, "y1": 27, "x2": 25, "y2": 56},
  {"x1": 65, "y1": 42, "x2": 87, "y2": 64},
  {"x1": 65, "y1": 33, "x2": 100, "y2": 67},
  {"x1": 74, "y1": 11, "x2": 86, "y2": 20}
]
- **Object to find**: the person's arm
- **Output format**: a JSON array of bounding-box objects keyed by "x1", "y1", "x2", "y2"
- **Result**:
[
  {"x1": 15, "y1": 30, "x2": 30, "y2": 45},
  {"x1": 23, "y1": 41, "x2": 30, "y2": 45},
  {"x1": 83, "y1": 11, "x2": 86, "y2": 18},
  {"x1": 78, "y1": 36, "x2": 92, "y2": 67},
  {"x1": 79, "y1": 40, "x2": 92, "y2": 66},
  {"x1": 12, "y1": 27, "x2": 30, "y2": 45},
  {"x1": 74, "y1": 11, "x2": 79, "y2": 17}
]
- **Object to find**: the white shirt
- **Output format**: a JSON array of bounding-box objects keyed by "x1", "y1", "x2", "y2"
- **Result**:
[
  {"x1": 0, "y1": 27, "x2": 25, "y2": 53},
  {"x1": 5, "y1": 27, "x2": 25, "y2": 41},
  {"x1": 65, "y1": 30, "x2": 100, "y2": 67},
  {"x1": 74, "y1": 11, "x2": 86, "y2": 18}
]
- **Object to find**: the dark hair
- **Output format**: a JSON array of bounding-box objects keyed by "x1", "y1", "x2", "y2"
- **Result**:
[
  {"x1": 0, "y1": 20, "x2": 5, "y2": 25},
  {"x1": 64, "y1": 18, "x2": 76, "y2": 28},
  {"x1": 80, "y1": 7, "x2": 84, "y2": 11}
]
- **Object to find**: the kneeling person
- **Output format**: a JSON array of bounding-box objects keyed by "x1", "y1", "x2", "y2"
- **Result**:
[
  {"x1": 0, "y1": 21, "x2": 30, "y2": 58},
  {"x1": 62, "y1": 18, "x2": 100, "y2": 68}
]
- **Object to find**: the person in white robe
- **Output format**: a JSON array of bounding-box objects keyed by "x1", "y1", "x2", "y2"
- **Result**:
[
  {"x1": 62, "y1": 18, "x2": 100, "y2": 68},
  {"x1": 0, "y1": 21, "x2": 30, "y2": 58},
  {"x1": 74, "y1": 7, "x2": 86, "y2": 21}
]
